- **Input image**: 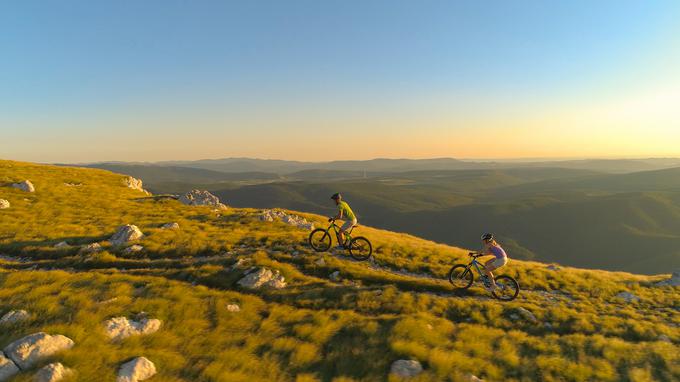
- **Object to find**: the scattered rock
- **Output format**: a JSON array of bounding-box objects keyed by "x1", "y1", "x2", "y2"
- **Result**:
[
  {"x1": 658, "y1": 334, "x2": 671, "y2": 343},
  {"x1": 104, "y1": 317, "x2": 162, "y2": 341},
  {"x1": 237, "y1": 267, "x2": 287, "y2": 289},
  {"x1": 54, "y1": 241, "x2": 69, "y2": 249},
  {"x1": 11, "y1": 180, "x2": 35, "y2": 193},
  {"x1": 512, "y1": 307, "x2": 538, "y2": 323},
  {"x1": 179, "y1": 190, "x2": 227, "y2": 209},
  {"x1": 0, "y1": 310, "x2": 30, "y2": 325},
  {"x1": 329, "y1": 271, "x2": 341, "y2": 282},
  {"x1": 390, "y1": 359, "x2": 423, "y2": 378},
  {"x1": 110, "y1": 225, "x2": 144, "y2": 246},
  {"x1": 259, "y1": 209, "x2": 314, "y2": 230},
  {"x1": 123, "y1": 177, "x2": 150, "y2": 195},
  {"x1": 226, "y1": 304, "x2": 240, "y2": 312},
  {"x1": 615, "y1": 291, "x2": 640, "y2": 303},
  {"x1": 34, "y1": 362, "x2": 73, "y2": 382},
  {"x1": 63, "y1": 183, "x2": 82, "y2": 187},
  {"x1": 161, "y1": 222, "x2": 180, "y2": 230},
  {"x1": 230, "y1": 258, "x2": 249, "y2": 270},
  {"x1": 0, "y1": 352, "x2": 20, "y2": 380},
  {"x1": 124, "y1": 245, "x2": 144, "y2": 254},
  {"x1": 79, "y1": 243, "x2": 102, "y2": 254},
  {"x1": 546, "y1": 264, "x2": 561, "y2": 271},
  {"x1": 464, "y1": 374, "x2": 484, "y2": 382},
  {"x1": 315, "y1": 257, "x2": 326, "y2": 267},
  {"x1": 656, "y1": 270, "x2": 680, "y2": 287},
  {"x1": 116, "y1": 357, "x2": 156, "y2": 382},
  {"x1": 3, "y1": 332, "x2": 75, "y2": 370},
  {"x1": 0, "y1": 199, "x2": 9, "y2": 209}
]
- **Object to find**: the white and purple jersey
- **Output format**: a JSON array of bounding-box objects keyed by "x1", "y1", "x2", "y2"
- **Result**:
[{"x1": 489, "y1": 245, "x2": 507, "y2": 259}]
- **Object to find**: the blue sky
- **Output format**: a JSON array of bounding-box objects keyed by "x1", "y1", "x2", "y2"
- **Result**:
[{"x1": 1, "y1": 1, "x2": 679, "y2": 162}]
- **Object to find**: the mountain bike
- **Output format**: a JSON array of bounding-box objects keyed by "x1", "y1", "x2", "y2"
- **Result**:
[
  {"x1": 308, "y1": 219, "x2": 372, "y2": 261},
  {"x1": 448, "y1": 252, "x2": 520, "y2": 301}
]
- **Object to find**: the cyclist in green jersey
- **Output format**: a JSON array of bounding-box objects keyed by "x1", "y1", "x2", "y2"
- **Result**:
[{"x1": 330, "y1": 193, "x2": 357, "y2": 249}]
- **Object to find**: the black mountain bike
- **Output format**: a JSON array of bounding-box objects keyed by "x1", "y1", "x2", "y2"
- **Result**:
[
  {"x1": 448, "y1": 252, "x2": 520, "y2": 301},
  {"x1": 308, "y1": 219, "x2": 372, "y2": 261}
]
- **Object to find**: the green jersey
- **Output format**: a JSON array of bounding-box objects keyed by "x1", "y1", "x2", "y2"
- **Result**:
[{"x1": 338, "y1": 201, "x2": 356, "y2": 221}]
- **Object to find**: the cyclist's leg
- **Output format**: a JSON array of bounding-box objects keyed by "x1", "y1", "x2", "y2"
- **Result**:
[
  {"x1": 339, "y1": 219, "x2": 357, "y2": 247},
  {"x1": 484, "y1": 258, "x2": 498, "y2": 286}
]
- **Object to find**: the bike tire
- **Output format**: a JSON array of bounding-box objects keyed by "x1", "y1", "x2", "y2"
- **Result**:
[
  {"x1": 349, "y1": 237, "x2": 372, "y2": 261},
  {"x1": 309, "y1": 229, "x2": 332, "y2": 252},
  {"x1": 492, "y1": 275, "x2": 520, "y2": 301},
  {"x1": 448, "y1": 264, "x2": 473, "y2": 289}
]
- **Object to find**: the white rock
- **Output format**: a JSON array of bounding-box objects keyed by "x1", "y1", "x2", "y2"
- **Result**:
[
  {"x1": 11, "y1": 180, "x2": 35, "y2": 193},
  {"x1": 658, "y1": 334, "x2": 671, "y2": 343},
  {"x1": 161, "y1": 222, "x2": 180, "y2": 230},
  {"x1": 179, "y1": 190, "x2": 227, "y2": 209},
  {"x1": 315, "y1": 257, "x2": 326, "y2": 267},
  {"x1": 329, "y1": 271, "x2": 341, "y2": 282},
  {"x1": 79, "y1": 243, "x2": 102, "y2": 254},
  {"x1": 2, "y1": 332, "x2": 75, "y2": 370},
  {"x1": 546, "y1": 264, "x2": 561, "y2": 271},
  {"x1": 0, "y1": 352, "x2": 20, "y2": 380},
  {"x1": 0, "y1": 310, "x2": 30, "y2": 325},
  {"x1": 464, "y1": 374, "x2": 484, "y2": 382},
  {"x1": 226, "y1": 304, "x2": 240, "y2": 312},
  {"x1": 237, "y1": 268, "x2": 287, "y2": 289},
  {"x1": 0, "y1": 199, "x2": 9, "y2": 209},
  {"x1": 54, "y1": 241, "x2": 69, "y2": 249},
  {"x1": 390, "y1": 359, "x2": 423, "y2": 378},
  {"x1": 259, "y1": 209, "x2": 314, "y2": 230},
  {"x1": 104, "y1": 317, "x2": 162, "y2": 341},
  {"x1": 656, "y1": 270, "x2": 680, "y2": 287},
  {"x1": 116, "y1": 357, "x2": 156, "y2": 382},
  {"x1": 514, "y1": 307, "x2": 538, "y2": 323},
  {"x1": 123, "y1": 177, "x2": 150, "y2": 195},
  {"x1": 110, "y1": 225, "x2": 144, "y2": 246},
  {"x1": 124, "y1": 245, "x2": 144, "y2": 254},
  {"x1": 34, "y1": 362, "x2": 73, "y2": 382},
  {"x1": 615, "y1": 291, "x2": 640, "y2": 303}
]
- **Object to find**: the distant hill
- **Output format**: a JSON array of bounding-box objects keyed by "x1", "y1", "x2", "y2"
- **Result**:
[{"x1": 90, "y1": 156, "x2": 680, "y2": 174}]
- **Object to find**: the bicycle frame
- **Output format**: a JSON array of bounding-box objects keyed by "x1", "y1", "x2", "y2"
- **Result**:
[
  {"x1": 326, "y1": 221, "x2": 355, "y2": 242},
  {"x1": 466, "y1": 257, "x2": 487, "y2": 277}
]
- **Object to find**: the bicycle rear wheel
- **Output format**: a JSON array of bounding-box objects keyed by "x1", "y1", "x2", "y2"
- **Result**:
[
  {"x1": 492, "y1": 275, "x2": 520, "y2": 301},
  {"x1": 448, "y1": 264, "x2": 473, "y2": 289},
  {"x1": 349, "y1": 237, "x2": 372, "y2": 261},
  {"x1": 309, "y1": 229, "x2": 332, "y2": 252}
]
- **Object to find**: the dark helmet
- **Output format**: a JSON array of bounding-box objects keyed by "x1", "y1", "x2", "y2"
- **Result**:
[
  {"x1": 481, "y1": 233, "x2": 494, "y2": 242},
  {"x1": 331, "y1": 193, "x2": 342, "y2": 200}
]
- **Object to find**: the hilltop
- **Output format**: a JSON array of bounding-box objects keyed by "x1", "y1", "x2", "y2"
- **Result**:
[{"x1": 0, "y1": 160, "x2": 678, "y2": 382}]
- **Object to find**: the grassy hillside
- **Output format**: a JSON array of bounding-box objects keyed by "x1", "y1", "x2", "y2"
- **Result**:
[{"x1": 0, "y1": 160, "x2": 678, "y2": 381}]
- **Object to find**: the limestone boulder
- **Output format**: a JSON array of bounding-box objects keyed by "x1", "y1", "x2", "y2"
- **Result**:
[
  {"x1": 390, "y1": 359, "x2": 423, "y2": 378},
  {"x1": 179, "y1": 190, "x2": 227, "y2": 209},
  {"x1": 0, "y1": 199, "x2": 9, "y2": 209},
  {"x1": 0, "y1": 310, "x2": 30, "y2": 325},
  {"x1": 2, "y1": 332, "x2": 74, "y2": 370},
  {"x1": 110, "y1": 225, "x2": 144, "y2": 246},
  {"x1": 34, "y1": 362, "x2": 73, "y2": 382},
  {"x1": 237, "y1": 268, "x2": 286, "y2": 289},
  {"x1": 259, "y1": 209, "x2": 314, "y2": 230},
  {"x1": 615, "y1": 291, "x2": 640, "y2": 303},
  {"x1": 117, "y1": 357, "x2": 156, "y2": 382},
  {"x1": 0, "y1": 352, "x2": 20, "y2": 381},
  {"x1": 79, "y1": 243, "x2": 102, "y2": 254},
  {"x1": 104, "y1": 317, "x2": 162, "y2": 341},
  {"x1": 161, "y1": 222, "x2": 180, "y2": 230},
  {"x1": 11, "y1": 180, "x2": 35, "y2": 193},
  {"x1": 123, "y1": 177, "x2": 150, "y2": 195}
]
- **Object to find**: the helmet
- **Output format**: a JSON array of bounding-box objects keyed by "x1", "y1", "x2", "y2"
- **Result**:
[
  {"x1": 331, "y1": 193, "x2": 342, "y2": 200},
  {"x1": 481, "y1": 233, "x2": 494, "y2": 242}
]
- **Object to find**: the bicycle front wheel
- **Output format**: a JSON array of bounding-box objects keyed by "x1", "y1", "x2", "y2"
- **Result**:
[
  {"x1": 349, "y1": 237, "x2": 372, "y2": 261},
  {"x1": 309, "y1": 229, "x2": 332, "y2": 252},
  {"x1": 492, "y1": 275, "x2": 520, "y2": 301},
  {"x1": 448, "y1": 264, "x2": 473, "y2": 289}
]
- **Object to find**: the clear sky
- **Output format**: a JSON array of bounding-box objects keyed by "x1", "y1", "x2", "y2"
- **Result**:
[{"x1": 1, "y1": 1, "x2": 679, "y2": 163}]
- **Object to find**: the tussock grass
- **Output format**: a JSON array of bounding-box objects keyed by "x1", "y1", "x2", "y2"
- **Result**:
[{"x1": 0, "y1": 159, "x2": 678, "y2": 381}]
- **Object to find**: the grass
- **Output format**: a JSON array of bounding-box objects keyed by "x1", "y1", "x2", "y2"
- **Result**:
[{"x1": 0, "y1": 159, "x2": 678, "y2": 381}]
